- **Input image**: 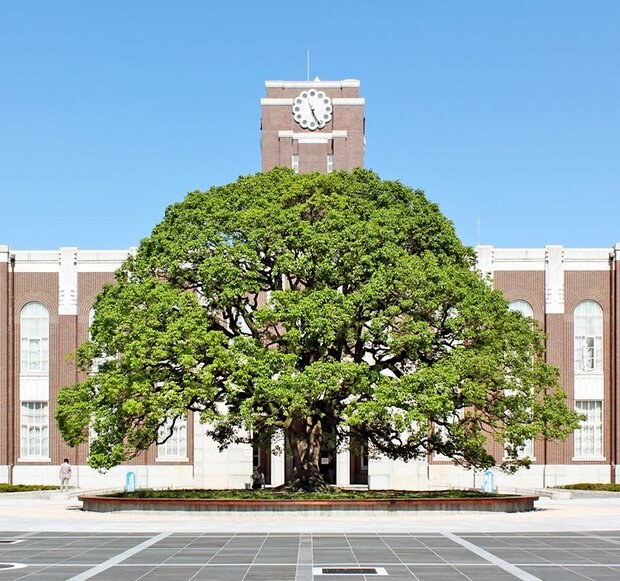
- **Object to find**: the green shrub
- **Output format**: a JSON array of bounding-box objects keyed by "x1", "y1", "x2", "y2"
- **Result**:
[
  {"x1": 106, "y1": 488, "x2": 500, "y2": 500},
  {"x1": 558, "y1": 483, "x2": 620, "y2": 492},
  {"x1": 0, "y1": 484, "x2": 60, "y2": 493}
]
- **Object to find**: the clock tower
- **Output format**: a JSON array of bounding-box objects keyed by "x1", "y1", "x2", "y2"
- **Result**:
[{"x1": 261, "y1": 78, "x2": 365, "y2": 174}]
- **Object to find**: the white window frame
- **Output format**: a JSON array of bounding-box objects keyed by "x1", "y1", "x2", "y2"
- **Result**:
[
  {"x1": 574, "y1": 300, "x2": 603, "y2": 374},
  {"x1": 20, "y1": 302, "x2": 49, "y2": 375},
  {"x1": 157, "y1": 416, "x2": 188, "y2": 461},
  {"x1": 508, "y1": 299, "x2": 534, "y2": 319},
  {"x1": 434, "y1": 411, "x2": 463, "y2": 460},
  {"x1": 327, "y1": 154, "x2": 334, "y2": 173},
  {"x1": 292, "y1": 154, "x2": 299, "y2": 174},
  {"x1": 19, "y1": 401, "x2": 50, "y2": 461},
  {"x1": 573, "y1": 400, "x2": 604, "y2": 459},
  {"x1": 504, "y1": 439, "x2": 535, "y2": 461}
]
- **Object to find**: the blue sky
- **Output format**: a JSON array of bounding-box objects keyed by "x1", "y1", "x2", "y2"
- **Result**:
[{"x1": 1, "y1": 1, "x2": 618, "y2": 250}]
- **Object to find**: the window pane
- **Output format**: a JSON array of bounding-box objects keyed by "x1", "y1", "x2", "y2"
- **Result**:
[
  {"x1": 574, "y1": 301, "x2": 603, "y2": 373},
  {"x1": 158, "y1": 417, "x2": 187, "y2": 458},
  {"x1": 20, "y1": 302, "x2": 49, "y2": 374},
  {"x1": 508, "y1": 300, "x2": 534, "y2": 319},
  {"x1": 574, "y1": 400, "x2": 602, "y2": 457},
  {"x1": 20, "y1": 401, "x2": 49, "y2": 458}
]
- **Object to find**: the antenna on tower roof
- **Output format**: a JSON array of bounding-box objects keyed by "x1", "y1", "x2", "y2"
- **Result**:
[{"x1": 306, "y1": 49, "x2": 310, "y2": 81}]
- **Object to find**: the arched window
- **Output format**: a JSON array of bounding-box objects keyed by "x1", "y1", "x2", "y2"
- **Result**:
[
  {"x1": 508, "y1": 300, "x2": 534, "y2": 319},
  {"x1": 507, "y1": 299, "x2": 535, "y2": 459},
  {"x1": 20, "y1": 302, "x2": 49, "y2": 373},
  {"x1": 574, "y1": 300, "x2": 603, "y2": 372}
]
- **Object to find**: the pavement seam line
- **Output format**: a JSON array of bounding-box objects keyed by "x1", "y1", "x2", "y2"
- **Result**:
[
  {"x1": 64, "y1": 531, "x2": 171, "y2": 581},
  {"x1": 240, "y1": 533, "x2": 269, "y2": 581},
  {"x1": 442, "y1": 532, "x2": 542, "y2": 581},
  {"x1": 295, "y1": 532, "x2": 313, "y2": 581}
]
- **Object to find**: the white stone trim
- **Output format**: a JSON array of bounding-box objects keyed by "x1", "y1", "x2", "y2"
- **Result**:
[
  {"x1": 266, "y1": 79, "x2": 360, "y2": 89},
  {"x1": 574, "y1": 373, "x2": 604, "y2": 400},
  {"x1": 19, "y1": 375, "x2": 49, "y2": 401},
  {"x1": 261, "y1": 98, "x2": 294, "y2": 105},
  {"x1": 545, "y1": 245, "x2": 564, "y2": 314},
  {"x1": 0, "y1": 245, "x2": 9, "y2": 262},
  {"x1": 475, "y1": 245, "x2": 494, "y2": 280},
  {"x1": 563, "y1": 248, "x2": 613, "y2": 271},
  {"x1": 262, "y1": 97, "x2": 364, "y2": 106},
  {"x1": 484, "y1": 248, "x2": 546, "y2": 271},
  {"x1": 333, "y1": 98, "x2": 365, "y2": 105},
  {"x1": 278, "y1": 130, "x2": 348, "y2": 142},
  {"x1": 12, "y1": 251, "x2": 60, "y2": 273},
  {"x1": 59, "y1": 247, "x2": 78, "y2": 315},
  {"x1": 76, "y1": 249, "x2": 130, "y2": 272},
  {"x1": 9, "y1": 249, "x2": 130, "y2": 274}
]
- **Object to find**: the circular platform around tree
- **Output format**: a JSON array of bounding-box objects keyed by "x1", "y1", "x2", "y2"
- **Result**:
[{"x1": 79, "y1": 493, "x2": 538, "y2": 513}]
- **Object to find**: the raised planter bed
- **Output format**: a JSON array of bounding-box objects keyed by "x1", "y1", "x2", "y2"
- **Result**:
[{"x1": 79, "y1": 494, "x2": 538, "y2": 513}]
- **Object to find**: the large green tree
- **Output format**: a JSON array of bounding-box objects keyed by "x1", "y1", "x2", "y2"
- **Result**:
[{"x1": 57, "y1": 168, "x2": 580, "y2": 490}]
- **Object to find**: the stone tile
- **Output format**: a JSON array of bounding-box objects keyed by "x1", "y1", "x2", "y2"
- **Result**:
[
  {"x1": 90, "y1": 566, "x2": 156, "y2": 580},
  {"x1": 566, "y1": 566, "x2": 620, "y2": 580},
  {"x1": 521, "y1": 566, "x2": 590, "y2": 581},
  {"x1": 452, "y1": 565, "x2": 520, "y2": 580},
  {"x1": 190, "y1": 565, "x2": 250, "y2": 580},
  {"x1": 406, "y1": 565, "x2": 469, "y2": 580}
]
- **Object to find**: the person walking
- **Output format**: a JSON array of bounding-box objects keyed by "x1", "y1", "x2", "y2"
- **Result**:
[{"x1": 59, "y1": 458, "x2": 72, "y2": 492}]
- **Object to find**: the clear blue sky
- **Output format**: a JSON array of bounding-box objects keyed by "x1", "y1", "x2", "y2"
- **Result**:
[{"x1": 1, "y1": 1, "x2": 618, "y2": 250}]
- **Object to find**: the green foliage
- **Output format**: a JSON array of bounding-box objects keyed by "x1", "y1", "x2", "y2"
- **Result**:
[
  {"x1": 559, "y1": 483, "x2": 620, "y2": 492},
  {"x1": 0, "y1": 484, "x2": 59, "y2": 492},
  {"x1": 106, "y1": 488, "x2": 499, "y2": 500},
  {"x1": 56, "y1": 168, "x2": 580, "y2": 474}
]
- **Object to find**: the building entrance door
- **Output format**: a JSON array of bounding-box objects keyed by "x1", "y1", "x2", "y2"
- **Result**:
[
  {"x1": 253, "y1": 441, "x2": 271, "y2": 485},
  {"x1": 349, "y1": 435, "x2": 369, "y2": 485}
]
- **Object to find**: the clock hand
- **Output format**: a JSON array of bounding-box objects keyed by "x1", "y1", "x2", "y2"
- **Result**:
[{"x1": 308, "y1": 100, "x2": 320, "y2": 123}]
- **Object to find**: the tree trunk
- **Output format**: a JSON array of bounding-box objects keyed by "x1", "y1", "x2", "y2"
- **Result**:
[{"x1": 286, "y1": 413, "x2": 326, "y2": 491}]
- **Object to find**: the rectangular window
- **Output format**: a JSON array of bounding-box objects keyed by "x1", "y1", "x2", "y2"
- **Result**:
[
  {"x1": 574, "y1": 400, "x2": 603, "y2": 457},
  {"x1": 327, "y1": 154, "x2": 334, "y2": 173},
  {"x1": 506, "y1": 439, "x2": 534, "y2": 460},
  {"x1": 21, "y1": 337, "x2": 49, "y2": 373},
  {"x1": 158, "y1": 417, "x2": 187, "y2": 459},
  {"x1": 20, "y1": 402, "x2": 49, "y2": 458},
  {"x1": 434, "y1": 412, "x2": 462, "y2": 460},
  {"x1": 292, "y1": 154, "x2": 299, "y2": 174},
  {"x1": 575, "y1": 335, "x2": 602, "y2": 372}
]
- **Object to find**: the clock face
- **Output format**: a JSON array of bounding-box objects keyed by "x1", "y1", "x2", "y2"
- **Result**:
[{"x1": 292, "y1": 90, "x2": 332, "y2": 130}]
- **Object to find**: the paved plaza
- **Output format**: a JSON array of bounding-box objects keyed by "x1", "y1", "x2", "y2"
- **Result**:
[{"x1": 2, "y1": 496, "x2": 620, "y2": 579}]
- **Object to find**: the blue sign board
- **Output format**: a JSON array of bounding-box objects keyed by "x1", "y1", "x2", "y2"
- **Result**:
[
  {"x1": 125, "y1": 471, "x2": 136, "y2": 493},
  {"x1": 483, "y1": 470, "x2": 494, "y2": 493}
]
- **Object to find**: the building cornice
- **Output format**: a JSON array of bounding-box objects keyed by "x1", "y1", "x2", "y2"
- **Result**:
[
  {"x1": 261, "y1": 97, "x2": 365, "y2": 106},
  {"x1": 265, "y1": 79, "x2": 360, "y2": 89},
  {"x1": 278, "y1": 130, "x2": 348, "y2": 142}
]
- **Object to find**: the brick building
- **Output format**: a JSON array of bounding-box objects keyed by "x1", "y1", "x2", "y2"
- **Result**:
[{"x1": 1, "y1": 79, "x2": 618, "y2": 489}]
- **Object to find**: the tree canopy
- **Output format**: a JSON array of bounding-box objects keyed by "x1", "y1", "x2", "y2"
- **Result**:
[{"x1": 56, "y1": 168, "x2": 580, "y2": 490}]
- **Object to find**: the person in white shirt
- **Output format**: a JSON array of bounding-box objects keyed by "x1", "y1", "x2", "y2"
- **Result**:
[{"x1": 59, "y1": 459, "x2": 72, "y2": 492}]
